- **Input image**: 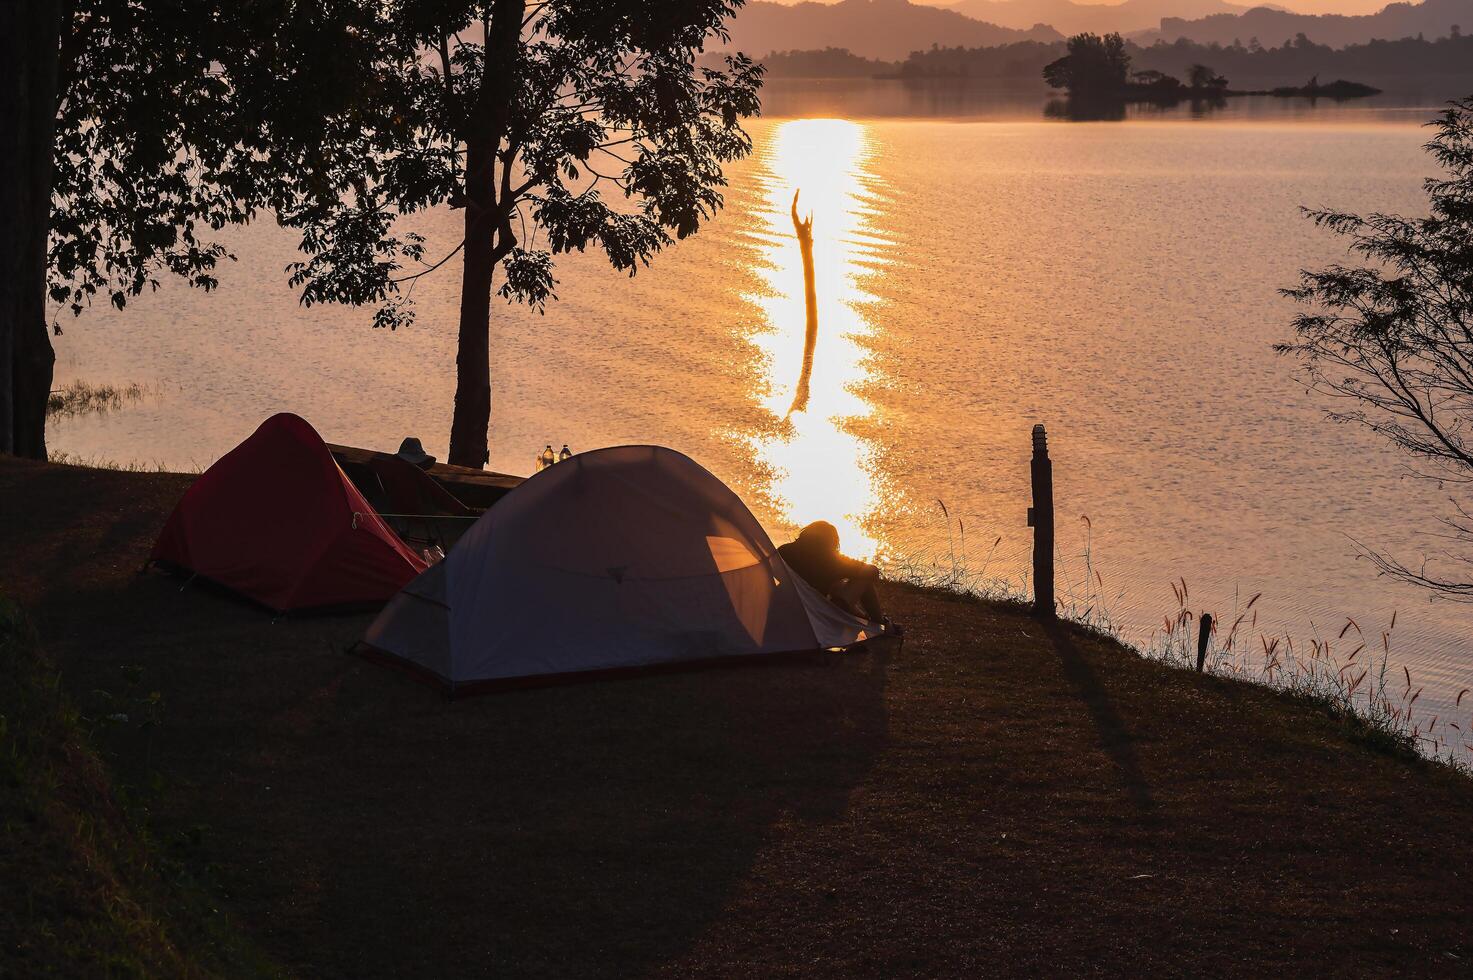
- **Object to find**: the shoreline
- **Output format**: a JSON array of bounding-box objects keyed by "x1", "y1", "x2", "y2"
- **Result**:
[{"x1": 4, "y1": 455, "x2": 1472, "y2": 975}]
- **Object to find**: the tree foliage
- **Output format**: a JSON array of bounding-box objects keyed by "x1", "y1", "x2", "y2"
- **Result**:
[
  {"x1": 902, "y1": 32, "x2": 1473, "y2": 82},
  {"x1": 1187, "y1": 63, "x2": 1227, "y2": 89},
  {"x1": 1279, "y1": 97, "x2": 1473, "y2": 597},
  {"x1": 50, "y1": 5, "x2": 234, "y2": 317},
  {"x1": 247, "y1": 0, "x2": 764, "y2": 465},
  {"x1": 1042, "y1": 33, "x2": 1130, "y2": 94},
  {"x1": 279, "y1": 0, "x2": 763, "y2": 331},
  {"x1": 48, "y1": 1, "x2": 393, "y2": 320},
  {"x1": 41, "y1": 1, "x2": 761, "y2": 467}
]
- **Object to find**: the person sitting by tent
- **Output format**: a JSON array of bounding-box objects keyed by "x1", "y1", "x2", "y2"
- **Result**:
[{"x1": 778, "y1": 521, "x2": 886, "y2": 624}]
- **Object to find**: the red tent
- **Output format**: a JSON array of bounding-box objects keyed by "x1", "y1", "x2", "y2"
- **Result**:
[{"x1": 151, "y1": 413, "x2": 427, "y2": 611}]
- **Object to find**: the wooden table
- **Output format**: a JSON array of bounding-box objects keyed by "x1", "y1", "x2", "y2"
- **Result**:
[{"x1": 327, "y1": 443, "x2": 524, "y2": 510}]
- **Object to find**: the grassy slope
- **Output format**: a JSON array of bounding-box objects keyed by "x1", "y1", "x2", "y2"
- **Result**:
[
  {"x1": 0, "y1": 598, "x2": 271, "y2": 978},
  {"x1": 1, "y1": 456, "x2": 1471, "y2": 978}
]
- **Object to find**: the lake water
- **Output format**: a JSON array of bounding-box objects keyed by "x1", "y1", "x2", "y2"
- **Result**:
[{"x1": 50, "y1": 80, "x2": 1473, "y2": 755}]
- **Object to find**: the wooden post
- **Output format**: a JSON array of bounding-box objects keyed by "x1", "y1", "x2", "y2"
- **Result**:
[
  {"x1": 1197, "y1": 613, "x2": 1213, "y2": 673},
  {"x1": 1027, "y1": 424, "x2": 1055, "y2": 619},
  {"x1": 788, "y1": 189, "x2": 817, "y2": 415}
]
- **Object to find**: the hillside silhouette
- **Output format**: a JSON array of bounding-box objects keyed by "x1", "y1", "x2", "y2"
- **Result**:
[
  {"x1": 751, "y1": 30, "x2": 1473, "y2": 83},
  {"x1": 718, "y1": 0, "x2": 1469, "y2": 63},
  {"x1": 891, "y1": 29, "x2": 1472, "y2": 80},
  {"x1": 720, "y1": 0, "x2": 1061, "y2": 60},
  {"x1": 944, "y1": 0, "x2": 1260, "y2": 35},
  {"x1": 755, "y1": 47, "x2": 900, "y2": 76},
  {"x1": 1145, "y1": 0, "x2": 1472, "y2": 46}
]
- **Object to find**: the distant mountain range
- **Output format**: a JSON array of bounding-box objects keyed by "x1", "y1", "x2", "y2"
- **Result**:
[
  {"x1": 939, "y1": 0, "x2": 1264, "y2": 36},
  {"x1": 716, "y1": 0, "x2": 1471, "y2": 60},
  {"x1": 719, "y1": 0, "x2": 1061, "y2": 61},
  {"x1": 1144, "y1": 0, "x2": 1472, "y2": 46}
]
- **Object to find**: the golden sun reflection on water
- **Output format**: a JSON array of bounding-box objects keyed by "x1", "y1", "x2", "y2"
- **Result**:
[{"x1": 745, "y1": 119, "x2": 890, "y2": 559}]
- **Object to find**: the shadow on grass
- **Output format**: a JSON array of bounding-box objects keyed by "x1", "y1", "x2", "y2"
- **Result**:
[
  {"x1": 0, "y1": 459, "x2": 895, "y2": 975},
  {"x1": 1044, "y1": 618, "x2": 1155, "y2": 813},
  {"x1": 32, "y1": 562, "x2": 893, "y2": 979}
]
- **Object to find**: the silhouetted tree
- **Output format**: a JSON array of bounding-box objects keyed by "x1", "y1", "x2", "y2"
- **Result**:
[
  {"x1": 7, "y1": 2, "x2": 760, "y2": 469},
  {"x1": 1042, "y1": 33, "x2": 1130, "y2": 94},
  {"x1": 754, "y1": 47, "x2": 895, "y2": 78},
  {"x1": 277, "y1": 1, "x2": 762, "y2": 467},
  {"x1": 1279, "y1": 97, "x2": 1473, "y2": 598},
  {"x1": 902, "y1": 31, "x2": 1470, "y2": 85},
  {"x1": 0, "y1": 2, "x2": 62, "y2": 456},
  {"x1": 3, "y1": 2, "x2": 388, "y2": 459},
  {"x1": 1187, "y1": 63, "x2": 1227, "y2": 89},
  {"x1": 1128, "y1": 68, "x2": 1184, "y2": 99}
]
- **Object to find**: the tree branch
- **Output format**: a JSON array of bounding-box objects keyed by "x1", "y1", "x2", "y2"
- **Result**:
[{"x1": 389, "y1": 240, "x2": 466, "y2": 284}]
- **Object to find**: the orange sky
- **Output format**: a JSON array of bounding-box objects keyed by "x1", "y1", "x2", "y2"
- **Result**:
[{"x1": 758, "y1": 0, "x2": 1402, "y2": 19}]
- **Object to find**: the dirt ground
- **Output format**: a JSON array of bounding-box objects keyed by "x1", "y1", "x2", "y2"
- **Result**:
[{"x1": 2, "y1": 456, "x2": 1471, "y2": 978}]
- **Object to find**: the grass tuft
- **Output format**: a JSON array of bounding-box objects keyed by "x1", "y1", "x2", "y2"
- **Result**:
[
  {"x1": 872, "y1": 506, "x2": 1471, "y2": 775},
  {"x1": 46, "y1": 381, "x2": 149, "y2": 420},
  {"x1": 44, "y1": 452, "x2": 177, "y2": 472},
  {"x1": 1139, "y1": 584, "x2": 1473, "y2": 774}
]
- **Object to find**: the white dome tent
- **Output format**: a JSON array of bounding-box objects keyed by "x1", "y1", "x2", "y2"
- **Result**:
[{"x1": 361, "y1": 445, "x2": 879, "y2": 692}]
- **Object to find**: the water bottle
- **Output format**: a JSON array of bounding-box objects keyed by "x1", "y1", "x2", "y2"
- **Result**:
[
  {"x1": 540, "y1": 445, "x2": 556, "y2": 470},
  {"x1": 559, "y1": 444, "x2": 572, "y2": 462}
]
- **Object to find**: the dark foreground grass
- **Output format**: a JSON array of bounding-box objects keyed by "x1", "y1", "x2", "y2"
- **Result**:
[
  {"x1": 0, "y1": 598, "x2": 271, "y2": 978},
  {"x1": 2, "y1": 456, "x2": 1472, "y2": 978}
]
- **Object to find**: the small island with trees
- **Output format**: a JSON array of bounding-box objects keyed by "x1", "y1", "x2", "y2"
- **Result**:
[{"x1": 1042, "y1": 32, "x2": 1381, "y2": 108}]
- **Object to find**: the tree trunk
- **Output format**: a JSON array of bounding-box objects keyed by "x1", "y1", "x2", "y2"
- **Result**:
[
  {"x1": 446, "y1": 0, "x2": 522, "y2": 470},
  {"x1": 0, "y1": 0, "x2": 62, "y2": 459},
  {"x1": 13, "y1": 290, "x2": 57, "y2": 460},
  {"x1": 447, "y1": 135, "x2": 502, "y2": 469}
]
